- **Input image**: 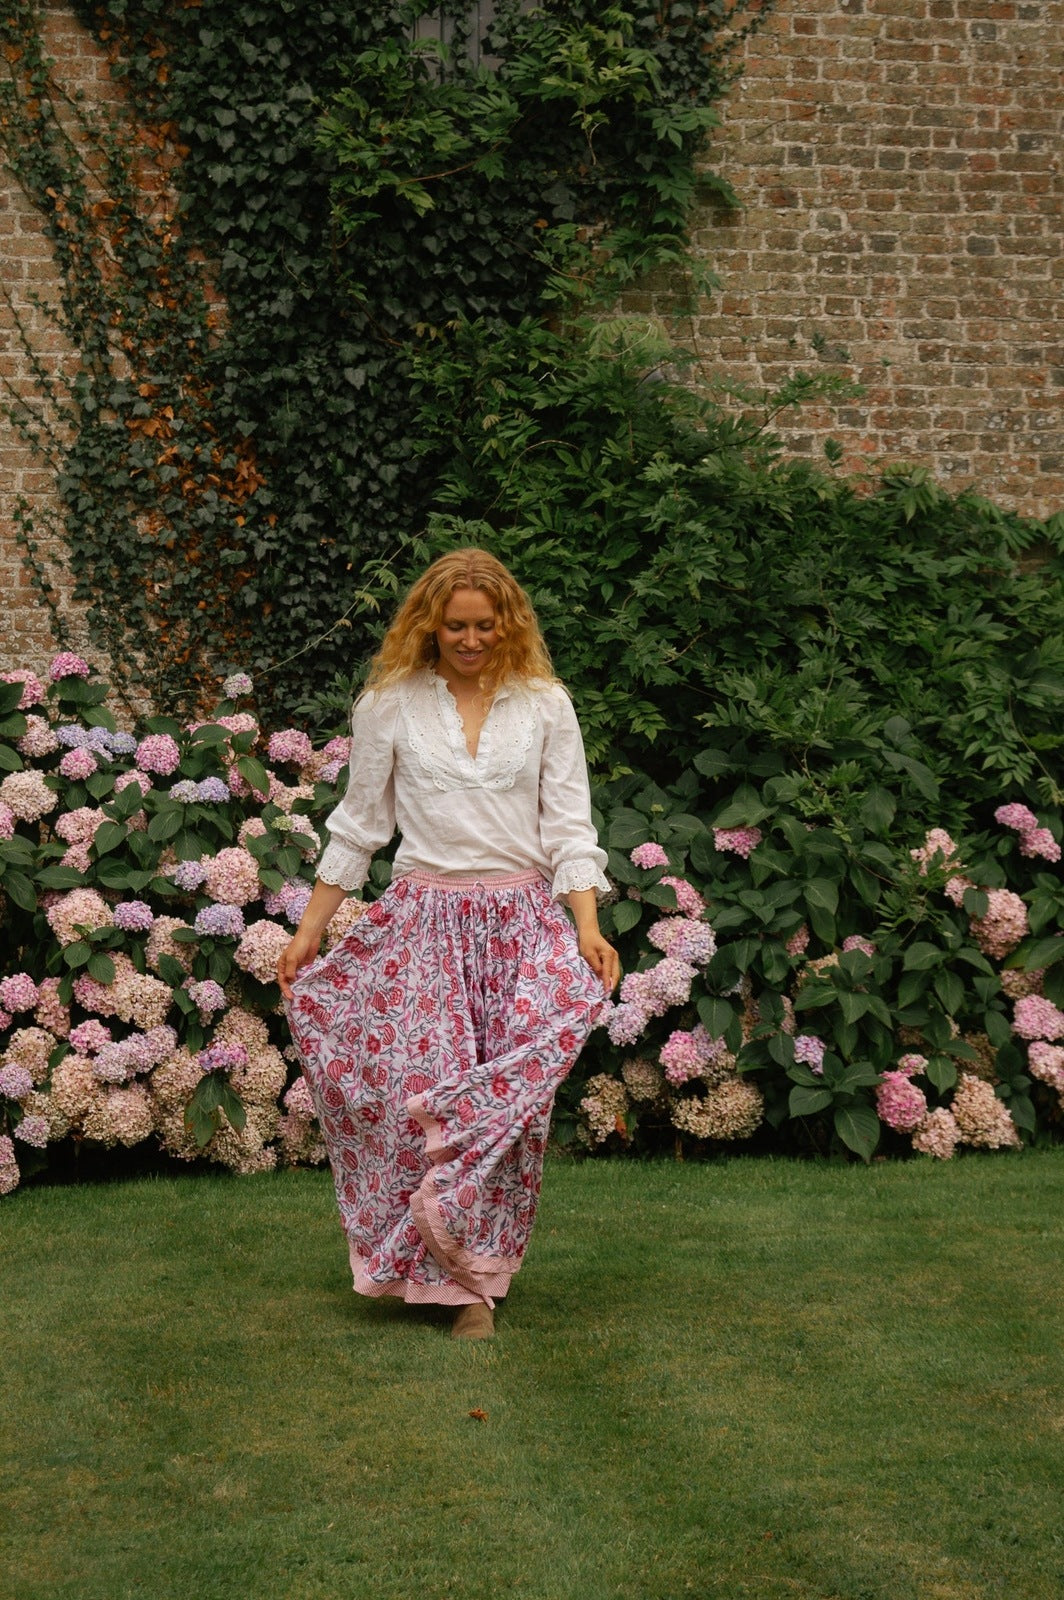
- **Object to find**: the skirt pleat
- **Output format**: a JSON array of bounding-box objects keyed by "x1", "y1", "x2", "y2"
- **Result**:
[{"x1": 285, "y1": 872, "x2": 606, "y2": 1306}]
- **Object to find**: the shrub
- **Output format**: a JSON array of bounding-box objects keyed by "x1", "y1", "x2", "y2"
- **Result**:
[
  {"x1": 559, "y1": 771, "x2": 1064, "y2": 1161},
  {"x1": 0, "y1": 660, "x2": 359, "y2": 1194}
]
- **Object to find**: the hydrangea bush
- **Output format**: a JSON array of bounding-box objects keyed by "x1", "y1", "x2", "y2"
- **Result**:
[
  {"x1": 0, "y1": 659, "x2": 355, "y2": 1195},
  {"x1": 2, "y1": 660, "x2": 1062, "y2": 1196},
  {"x1": 562, "y1": 769, "x2": 1064, "y2": 1162}
]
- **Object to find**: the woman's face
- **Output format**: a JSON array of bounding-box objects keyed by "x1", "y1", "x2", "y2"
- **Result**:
[{"x1": 434, "y1": 587, "x2": 499, "y2": 684}]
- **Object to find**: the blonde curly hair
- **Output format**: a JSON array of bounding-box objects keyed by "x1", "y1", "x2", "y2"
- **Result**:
[{"x1": 364, "y1": 548, "x2": 555, "y2": 695}]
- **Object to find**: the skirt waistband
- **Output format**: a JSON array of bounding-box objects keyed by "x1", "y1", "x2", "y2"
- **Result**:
[{"x1": 400, "y1": 869, "x2": 547, "y2": 891}]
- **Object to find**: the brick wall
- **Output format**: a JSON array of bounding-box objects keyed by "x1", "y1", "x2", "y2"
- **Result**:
[
  {"x1": 0, "y1": 3, "x2": 115, "y2": 676},
  {"x1": 1, "y1": 2, "x2": 1061, "y2": 675},
  {"x1": 679, "y1": 0, "x2": 1063, "y2": 516}
]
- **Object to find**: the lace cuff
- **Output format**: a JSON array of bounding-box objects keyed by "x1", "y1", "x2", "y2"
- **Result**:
[
  {"x1": 316, "y1": 837, "x2": 372, "y2": 893},
  {"x1": 551, "y1": 858, "x2": 611, "y2": 901}
]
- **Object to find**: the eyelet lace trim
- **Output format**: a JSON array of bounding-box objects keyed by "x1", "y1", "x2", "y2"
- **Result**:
[
  {"x1": 552, "y1": 859, "x2": 611, "y2": 899},
  {"x1": 400, "y1": 673, "x2": 538, "y2": 793},
  {"x1": 317, "y1": 837, "x2": 372, "y2": 892}
]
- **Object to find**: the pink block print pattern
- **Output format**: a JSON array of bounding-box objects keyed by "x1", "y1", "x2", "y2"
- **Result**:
[{"x1": 285, "y1": 872, "x2": 606, "y2": 1308}]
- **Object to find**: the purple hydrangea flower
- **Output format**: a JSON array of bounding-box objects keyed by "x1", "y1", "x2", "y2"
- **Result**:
[
  {"x1": 170, "y1": 859, "x2": 208, "y2": 891},
  {"x1": 197, "y1": 1040, "x2": 248, "y2": 1074},
  {"x1": 13, "y1": 1115, "x2": 49, "y2": 1148},
  {"x1": 195, "y1": 777, "x2": 231, "y2": 803},
  {"x1": 56, "y1": 724, "x2": 91, "y2": 748},
  {"x1": 112, "y1": 900, "x2": 156, "y2": 933},
  {"x1": 194, "y1": 904, "x2": 246, "y2": 938},
  {"x1": 0, "y1": 1064, "x2": 35, "y2": 1100}
]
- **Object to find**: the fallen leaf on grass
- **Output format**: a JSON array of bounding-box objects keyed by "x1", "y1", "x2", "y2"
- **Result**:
[{"x1": 468, "y1": 1409, "x2": 489, "y2": 1422}]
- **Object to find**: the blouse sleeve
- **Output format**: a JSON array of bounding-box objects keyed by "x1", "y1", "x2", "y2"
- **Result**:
[
  {"x1": 316, "y1": 689, "x2": 398, "y2": 894},
  {"x1": 538, "y1": 686, "x2": 611, "y2": 900}
]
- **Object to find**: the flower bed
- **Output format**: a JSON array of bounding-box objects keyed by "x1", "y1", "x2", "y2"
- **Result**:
[
  {"x1": 567, "y1": 778, "x2": 1063, "y2": 1162},
  {"x1": 1, "y1": 659, "x2": 1062, "y2": 1193},
  {"x1": 0, "y1": 659, "x2": 359, "y2": 1194}
]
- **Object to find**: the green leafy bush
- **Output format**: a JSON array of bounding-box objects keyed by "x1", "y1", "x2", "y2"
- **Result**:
[{"x1": 561, "y1": 772, "x2": 1063, "y2": 1162}]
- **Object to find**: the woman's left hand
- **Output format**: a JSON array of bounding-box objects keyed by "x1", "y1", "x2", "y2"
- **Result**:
[{"x1": 579, "y1": 930, "x2": 621, "y2": 994}]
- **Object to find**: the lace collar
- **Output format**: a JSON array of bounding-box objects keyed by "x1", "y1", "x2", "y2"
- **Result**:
[{"x1": 397, "y1": 670, "x2": 538, "y2": 792}]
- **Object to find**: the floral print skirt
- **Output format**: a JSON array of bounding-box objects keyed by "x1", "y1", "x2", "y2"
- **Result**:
[{"x1": 285, "y1": 871, "x2": 607, "y2": 1307}]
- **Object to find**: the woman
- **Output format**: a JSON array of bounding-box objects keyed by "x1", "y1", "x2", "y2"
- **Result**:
[{"x1": 279, "y1": 549, "x2": 618, "y2": 1339}]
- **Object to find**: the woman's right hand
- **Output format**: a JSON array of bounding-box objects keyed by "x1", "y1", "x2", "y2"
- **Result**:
[
  {"x1": 277, "y1": 928, "x2": 322, "y2": 1001},
  {"x1": 277, "y1": 879, "x2": 349, "y2": 999}
]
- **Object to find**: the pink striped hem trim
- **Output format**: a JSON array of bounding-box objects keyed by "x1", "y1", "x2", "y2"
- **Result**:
[
  {"x1": 400, "y1": 869, "x2": 547, "y2": 890},
  {"x1": 405, "y1": 1092, "x2": 523, "y2": 1310},
  {"x1": 350, "y1": 1247, "x2": 510, "y2": 1307}
]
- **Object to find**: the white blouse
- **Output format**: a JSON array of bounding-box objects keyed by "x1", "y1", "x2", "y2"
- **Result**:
[{"x1": 316, "y1": 670, "x2": 610, "y2": 899}]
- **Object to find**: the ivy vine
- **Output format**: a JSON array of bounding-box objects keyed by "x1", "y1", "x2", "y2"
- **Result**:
[{"x1": 2, "y1": 0, "x2": 768, "y2": 720}]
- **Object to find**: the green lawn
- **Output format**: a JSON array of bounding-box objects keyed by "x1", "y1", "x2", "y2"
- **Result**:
[{"x1": 3, "y1": 1152, "x2": 1063, "y2": 1600}]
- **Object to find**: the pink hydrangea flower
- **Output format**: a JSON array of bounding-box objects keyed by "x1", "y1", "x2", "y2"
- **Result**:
[
  {"x1": 842, "y1": 935, "x2": 876, "y2": 957},
  {"x1": 55, "y1": 807, "x2": 104, "y2": 844},
  {"x1": 0, "y1": 973, "x2": 40, "y2": 1013},
  {"x1": 112, "y1": 900, "x2": 156, "y2": 933},
  {"x1": 60, "y1": 841, "x2": 93, "y2": 873},
  {"x1": 713, "y1": 826, "x2": 762, "y2": 859},
  {"x1": 660, "y1": 876, "x2": 706, "y2": 916},
  {"x1": 0, "y1": 1064, "x2": 34, "y2": 1099},
  {"x1": 994, "y1": 802, "x2": 1039, "y2": 833},
  {"x1": 135, "y1": 734, "x2": 181, "y2": 775},
  {"x1": 0, "y1": 802, "x2": 14, "y2": 841},
  {"x1": 910, "y1": 828, "x2": 962, "y2": 874},
  {"x1": 876, "y1": 1070, "x2": 928, "y2": 1133},
  {"x1": 221, "y1": 672, "x2": 254, "y2": 698},
  {"x1": 659, "y1": 1030, "x2": 706, "y2": 1085},
  {"x1": 911, "y1": 1107, "x2": 960, "y2": 1159},
  {"x1": 69, "y1": 1020, "x2": 113, "y2": 1054},
  {"x1": 58, "y1": 747, "x2": 98, "y2": 780},
  {"x1": 1028, "y1": 1041, "x2": 1064, "y2": 1092},
  {"x1": 970, "y1": 889, "x2": 1028, "y2": 960},
  {"x1": 34, "y1": 976, "x2": 70, "y2": 1038},
  {"x1": 794, "y1": 1035, "x2": 825, "y2": 1073},
  {"x1": 785, "y1": 924, "x2": 810, "y2": 958},
  {"x1": 267, "y1": 728, "x2": 314, "y2": 766},
  {"x1": 951, "y1": 1073, "x2": 1021, "y2": 1150},
  {"x1": 284, "y1": 1077, "x2": 315, "y2": 1118},
  {"x1": 45, "y1": 888, "x2": 114, "y2": 946},
  {"x1": 0, "y1": 770, "x2": 57, "y2": 822},
  {"x1": 1012, "y1": 994, "x2": 1064, "y2": 1042},
  {"x1": 2, "y1": 669, "x2": 46, "y2": 708},
  {"x1": 234, "y1": 919, "x2": 290, "y2": 984},
  {"x1": 115, "y1": 769, "x2": 153, "y2": 797},
  {"x1": 896, "y1": 1053, "x2": 928, "y2": 1077},
  {"x1": 18, "y1": 715, "x2": 59, "y2": 757},
  {"x1": 203, "y1": 846, "x2": 261, "y2": 907},
  {"x1": 185, "y1": 979, "x2": 227, "y2": 1017},
  {"x1": 630, "y1": 842, "x2": 669, "y2": 870},
  {"x1": 0, "y1": 1135, "x2": 20, "y2": 1194},
  {"x1": 1019, "y1": 827, "x2": 1061, "y2": 863},
  {"x1": 14, "y1": 1114, "x2": 49, "y2": 1148},
  {"x1": 48, "y1": 652, "x2": 91, "y2": 681}
]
